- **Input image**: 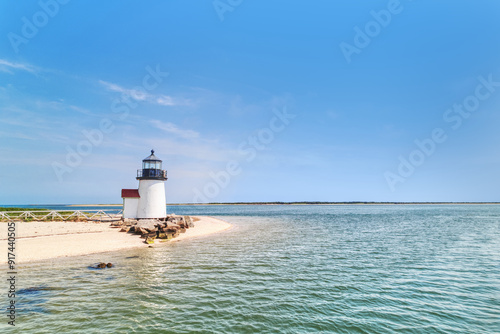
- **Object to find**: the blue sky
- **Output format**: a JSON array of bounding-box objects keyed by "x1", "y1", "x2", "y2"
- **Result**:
[{"x1": 1, "y1": 0, "x2": 500, "y2": 204}]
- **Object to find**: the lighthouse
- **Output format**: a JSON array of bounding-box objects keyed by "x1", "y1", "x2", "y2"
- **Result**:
[{"x1": 121, "y1": 150, "x2": 167, "y2": 219}]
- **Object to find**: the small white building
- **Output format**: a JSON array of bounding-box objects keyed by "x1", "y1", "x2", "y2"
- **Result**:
[{"x1": 122, "y1": 150, "x2": 167, "y2": 219}]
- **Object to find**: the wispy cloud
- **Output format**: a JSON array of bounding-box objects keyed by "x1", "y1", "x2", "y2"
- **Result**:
[
  {"x1": 99, "y1": 80, "x2": 143, "y2": 99},
  {"x1": 155, "y1": 95, "x2": 176, "y2": 106},
  {"x1": 0, "y1": 59, "x2": 37, "y2": 74},
  {"x1": 34, "y1": 100, "x2": 99, "y2": 117},
  {"x1": 0, "y1": 102, "x2": 83, "y2": 142},
  {"x1": 99, "y1": 80, "x2": 191, "y2": 107},
  {"x1": 150, "y1": 120, "x2": 200, "y2": 139},
  {"x1": 0, "y1": 131, "x2": 37, "y2": 140}
]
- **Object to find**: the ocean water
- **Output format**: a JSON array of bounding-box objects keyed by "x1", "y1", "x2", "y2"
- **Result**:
[{"x1": 2, "y1": 205, "x2": 500, "y2": 333}]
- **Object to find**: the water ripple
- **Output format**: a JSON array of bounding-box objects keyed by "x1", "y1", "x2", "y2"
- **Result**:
[{"x1": 4, "y1": 205, "x2": 500, "y2": 333}]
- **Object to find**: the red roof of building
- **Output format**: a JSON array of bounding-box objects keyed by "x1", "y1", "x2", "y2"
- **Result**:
[{"x1": 121, "y1": 189, "x2": 140, "y2": 198}]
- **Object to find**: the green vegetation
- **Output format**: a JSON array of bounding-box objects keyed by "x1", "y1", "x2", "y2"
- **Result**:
[{"x1": 0, "y1": 207, "x2": 47, "y2": 211}]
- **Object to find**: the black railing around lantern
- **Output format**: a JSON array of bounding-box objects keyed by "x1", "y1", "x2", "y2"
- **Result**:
[{"x1": 137, "y1": 169, "x2": 167, "y2": 180}]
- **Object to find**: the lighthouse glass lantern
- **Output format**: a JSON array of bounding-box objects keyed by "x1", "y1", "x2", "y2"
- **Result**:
[
  {"x1": 121, "y1": 150, "x2": 168, "y2": 219},
  {"x1": 137, "y1": 150, "x2": 167, "y2": 180}
]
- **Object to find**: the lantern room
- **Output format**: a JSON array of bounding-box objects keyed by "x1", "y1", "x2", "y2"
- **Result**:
[{"x1": 137, "y1": 149, "x2": 167, "y2": 180}]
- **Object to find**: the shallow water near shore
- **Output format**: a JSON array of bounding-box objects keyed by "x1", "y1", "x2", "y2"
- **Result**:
[{"x1": 2, "y1": 205, "x2": 500, "y2": 333}]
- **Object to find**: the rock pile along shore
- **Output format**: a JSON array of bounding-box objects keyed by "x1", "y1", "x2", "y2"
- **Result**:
[{"x1": 111, "y1": 215, "x2": 195, "y2": 244}]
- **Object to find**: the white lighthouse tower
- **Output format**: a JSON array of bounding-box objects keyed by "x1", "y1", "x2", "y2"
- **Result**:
[{"x1": 121, "y1": 150, "x2": 167, "y2": 219}]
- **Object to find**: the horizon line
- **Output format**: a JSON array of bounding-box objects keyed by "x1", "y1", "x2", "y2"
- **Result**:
[{"x1": 2, "y1": 201, "x2": 500, "y2": 207}]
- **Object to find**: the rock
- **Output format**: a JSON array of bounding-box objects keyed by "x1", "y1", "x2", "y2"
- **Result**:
[
  {"x1": 122, "y1": 218, "x2": 137, "y2": 226},
  {"x1": 97, "y1": 263, "x2": 106, "y2": 269},
  {"x1": 141, "y1": 232, "x2": 156, "y2": 239},
  {"x1": 184, "y1": 216, "x2": 194, "y2": 228},
  {"x1": 120, "y1": 226, "x2": 131, "y2": 233},
  {"x1": 179, "y1": 228, "x2": 186, "y2": 233},
  {"x1": 161, "y1": 232, "x2": 175, "y2": 239},
  {"x1": 135, "y1": 226, "x2": 148, "y2": 235},
  {"x1": 18, "y1": 286, "x2": 56, "y2": 294},
  {"x1": 167, "y1": 216, "x2": 182, "y2": 223},
  {"x1": 166, "y1": 222, "x2": 180, "y2": 229},
  {"x1": 136, "y1": 220, "x2": 160, "y2": 232},
  {"x1": 145, "y1": 236, "x2": 155, "y2": 244},
  {"x1": 106, "y1": 263, "x2": 113, "y2": 268}
]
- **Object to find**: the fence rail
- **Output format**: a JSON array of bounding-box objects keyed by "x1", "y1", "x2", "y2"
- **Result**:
[{"x1": 0, "y1": 209, "x2": 123, "y2": 222}]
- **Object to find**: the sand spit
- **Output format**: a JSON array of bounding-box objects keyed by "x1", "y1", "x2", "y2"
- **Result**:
[{"x1": 0, "y1": 216, "x2": 231, "y2": 264}]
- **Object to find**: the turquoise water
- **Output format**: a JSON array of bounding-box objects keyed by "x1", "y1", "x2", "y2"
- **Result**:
[{"x1": 2, "y1": 205, "x2": 500, "y2": 333}]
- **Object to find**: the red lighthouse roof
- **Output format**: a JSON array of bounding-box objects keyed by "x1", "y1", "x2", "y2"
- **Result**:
[{"x1": 121, "y1": 189, "x2": 140, "y2": 198}]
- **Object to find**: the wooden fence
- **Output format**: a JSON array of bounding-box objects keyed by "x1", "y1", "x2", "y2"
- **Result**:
[{"x1": 0, "y1": 210, "x2": 123, "y2": 222}]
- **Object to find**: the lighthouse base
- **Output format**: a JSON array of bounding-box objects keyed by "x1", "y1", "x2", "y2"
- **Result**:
[{"x1": 136, "y1": 179, "x2": 167, "y2": 219}]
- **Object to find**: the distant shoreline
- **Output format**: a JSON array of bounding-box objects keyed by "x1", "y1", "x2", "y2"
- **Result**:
[
  {"x1": 67, "y1": 204, "x2": 122, "y2": 207},
  {"x1": 2, "y1": 202, "x2": 500, "y2": 208},
  {"x1": 68, "y1": 202, "x2": 500, "y2": 206}
]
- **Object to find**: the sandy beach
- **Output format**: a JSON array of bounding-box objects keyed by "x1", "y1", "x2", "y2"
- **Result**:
[{"x1": 0, "y1": 216, "x2": 231, "y2": 264}]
